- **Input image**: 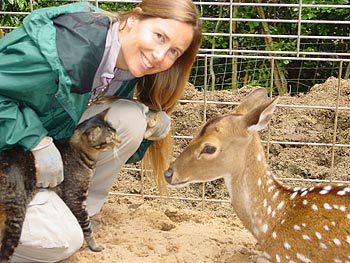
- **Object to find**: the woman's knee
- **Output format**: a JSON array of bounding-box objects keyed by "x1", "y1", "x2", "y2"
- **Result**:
[
  {"x1": 11, "y1": 190, "x2": 84, "y2": 262},
  {"x1": 12, "y1": 233, "x2": 83, "y2": 263}
]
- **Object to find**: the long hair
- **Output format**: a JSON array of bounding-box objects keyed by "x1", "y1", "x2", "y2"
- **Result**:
[{"x1": 116, "y1": 0, "x2": 202, "y2": 193}]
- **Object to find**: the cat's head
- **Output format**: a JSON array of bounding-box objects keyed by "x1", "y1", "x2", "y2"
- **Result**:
[{"x1": 73, "y1": 109, "x2": 121, "y2": 153}]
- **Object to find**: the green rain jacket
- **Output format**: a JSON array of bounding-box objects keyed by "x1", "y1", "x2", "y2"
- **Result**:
[{"x1": 0, "y1": 2, "x2": 150, "y2": 163}]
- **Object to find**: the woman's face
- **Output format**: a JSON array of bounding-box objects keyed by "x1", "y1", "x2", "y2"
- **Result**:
[{"x1": 117, "y1": 16, "x2": 194, "y2": 77}]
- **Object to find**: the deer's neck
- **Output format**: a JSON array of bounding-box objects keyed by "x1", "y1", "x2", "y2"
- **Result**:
[{"x1": 225, "y1": 136, "x2": 287, "y2": 243}]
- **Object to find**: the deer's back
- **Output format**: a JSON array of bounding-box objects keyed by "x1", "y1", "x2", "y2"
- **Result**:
[{"x1": 259, "y1": 184, "x2": 350, "y2": 262}]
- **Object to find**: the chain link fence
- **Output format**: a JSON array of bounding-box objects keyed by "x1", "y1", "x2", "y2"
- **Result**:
[{"x1": 1, "y1": 0, "x2": 350, "y2": 208}]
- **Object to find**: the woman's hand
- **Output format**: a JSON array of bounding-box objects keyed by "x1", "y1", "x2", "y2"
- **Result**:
[
  {"x1": 145, "y1": 110, "x2": 171, "y2": 140},
  {"x1": 31, "y1": 136, "x2": 64, "y2": 188}
]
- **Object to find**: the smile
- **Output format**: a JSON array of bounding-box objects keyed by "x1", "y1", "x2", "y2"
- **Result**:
[{"x1": 141, "y1": 53, "x2": 153, "y2": 69}]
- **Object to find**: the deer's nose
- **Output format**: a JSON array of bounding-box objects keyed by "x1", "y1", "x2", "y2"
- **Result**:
[{"x1": 164, "y1": 167, "x2": 173, "y2": 184}]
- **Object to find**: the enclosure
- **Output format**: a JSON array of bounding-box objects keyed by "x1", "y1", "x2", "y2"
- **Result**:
[{"x1": 1, "y1": 0, "x2": 350, "y2": 262}]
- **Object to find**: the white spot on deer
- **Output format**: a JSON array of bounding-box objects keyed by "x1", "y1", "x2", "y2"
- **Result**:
[
  {"x1": 334, "y1": 238, "x2": 341, "y2": 246},
  {"x1": 257, "y1": 153, "x2": 262, "y2": 162},
  {"x1": 309, "y1": 187, "x2": 315, "y2": 191},
  {"x1": 290, "y1": 191, "x2": 298, "y2": 200},
  {"x1": 261, "y1": 224, "x2": 268, "y2": 233},
  {"x1": 267, "y1": 206, "x2": 272, "y2": 215},
  {"x1": 301, "y1": 223, "x2": 307, "y2": 228},
  {"x1": 315, "y1": 232, "x2": 322, "y2": 240},
  {"x1": 334, "y1": 258, "x2": 342, "y2": 263},
  {"x1": 347, "y1": 214, "x2": 350, "y2": 219},
  {"x1": 263, "y1": 199, "x2": 267, "y2": 207},
  {"x1": 277, "y1": 201, "x2": 285, "y2": 210},
  {"x1": 302, "y1": 234, "x2": 311, "y2": 240},
  {"x1": 301, "y1": 190, "x2": 308, "y2": 197},
  {"x1": 340, "y1": 205, "x2": 346, "y2": 212},
  {"x1": 312, "y1": 204, "x2": 318, "y2": 211},
  {"x1": 324, "y1": 203, "x2": 332, "y2": 210},
  {"x1": 344, "y1": 187, "x2": 350, "y2": 193},
  {"x1": 337, "y1": 190, "x2": 347, "y2": 196},
  {"x1": 332, "y1": 221, "x2": 336, "y2": 227},
  {"x1": 258, "y1": 178, "x2": 262, "y2": 187},
  {"x1": 319, "y1": 242, "x2": 327, "y2": 249},
  {"x1": 273, "y1": 191, "x2": 279, "y2": 200},
  {"x1": 284, "y1": 242, "x2": 292, "y2": 250},
  {"x1": 276, "y1": 254, "x2": 281, "y2": 262},
  {"x1": 272, "y1": 231, "x2": 277, "y2": 239},
  {"x1": 294, "y1": 225, "x2": 301, "y2": 231},
  {"x1": 302, "y1": 199, "x2": 308, "y2": 205},
  {"x1": 271, "y1": 211, "x2": 276, "y2": 218},
  {"x1": 319, "y1": 189, "x2": 329, "y2": 195},
  {"x1": 323, "y1": 185, "x2": 332, "y2": 191},
  {"x1": 346, "y1": 236, "x2": 350, "y2": 245},
  {"x1": 294, "y1": 187, "x2": 301, "y2": 192},
  {"x1": 296, "y1": 253, "x2": 312, "y2": 262},
  {"x1": 324, "y1": 225, "x2": 330, "y2": 231}
]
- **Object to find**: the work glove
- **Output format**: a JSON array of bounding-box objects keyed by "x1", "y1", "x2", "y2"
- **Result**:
[
  {"x1": 31, "y1": 137, "x2": 64, "y2": 188},
  {"x1": 144, "y1": 110, "x2": 171, "y2": 140}
]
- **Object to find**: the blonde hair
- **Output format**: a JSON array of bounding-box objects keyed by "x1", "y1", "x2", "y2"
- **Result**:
[{"x1": 117, "y1": 0, "x2": 202, "y2": 193}]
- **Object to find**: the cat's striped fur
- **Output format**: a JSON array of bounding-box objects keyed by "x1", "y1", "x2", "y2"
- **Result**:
[{"x1": 0, "y1": 110, "x2": 120, "y2": 262}]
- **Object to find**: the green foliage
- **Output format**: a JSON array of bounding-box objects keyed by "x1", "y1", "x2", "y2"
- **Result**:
[
  {"x1": 1, "y1": 0, "x2": 29, "y2": 28},
  {"x1": 1, "y1": 0, "x2": 348, "y2": 94},
  {"x1": 191, "y1": 0, "x2": 349, "y2": 94}
]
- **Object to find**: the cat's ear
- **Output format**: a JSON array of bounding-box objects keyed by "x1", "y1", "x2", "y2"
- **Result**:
[{"x1": 97, "y1": 108, "x2": 110, "y2": 120}]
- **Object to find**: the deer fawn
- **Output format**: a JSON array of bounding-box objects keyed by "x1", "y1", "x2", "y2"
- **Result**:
[{"x1": 165, "y1": 88, "x2": 350, "y2": 263}]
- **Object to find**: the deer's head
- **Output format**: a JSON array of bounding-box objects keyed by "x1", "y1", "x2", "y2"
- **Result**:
[{"x1": 165, "y1": 88, "x2": 278, "y2": 187}]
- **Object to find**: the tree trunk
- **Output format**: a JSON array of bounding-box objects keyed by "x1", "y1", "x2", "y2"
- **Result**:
[
  {"x1": 256, "y1": 1, "x2": 288, "y2": 95},
  {"x1": 209, "y1": 5, "x2": 223, "y2": 90},
  {"x1": 231, "y1": 0, "x2": 240, "y2": 90},
  {"x1": 344, "y1": 62, "x2": 350, "y2": 79}
]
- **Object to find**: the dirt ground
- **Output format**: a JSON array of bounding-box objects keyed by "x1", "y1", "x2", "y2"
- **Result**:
[{"x1": 64, "y1": 77, "x2": 350, "y2": 263}]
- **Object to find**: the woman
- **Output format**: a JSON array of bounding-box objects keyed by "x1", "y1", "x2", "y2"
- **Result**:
[{"x1": 0, "y1": 0, "x2": 202, "y2": 261}]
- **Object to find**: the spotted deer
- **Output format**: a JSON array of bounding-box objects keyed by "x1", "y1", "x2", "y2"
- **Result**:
[{"x1": 164, "y1": 88, "x2": 350, "y2": 263}]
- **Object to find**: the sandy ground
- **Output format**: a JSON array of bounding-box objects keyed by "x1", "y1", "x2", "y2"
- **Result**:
[
  {"x1": 64, "y1": 77, "x2": 350, "y2": 263},
  {"x1": 65, "y1": 195, "x2": 259, "y2": 263}
]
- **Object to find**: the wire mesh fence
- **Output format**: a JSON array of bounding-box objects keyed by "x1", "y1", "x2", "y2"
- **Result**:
[{"x1": 1, "y1": 0, "x2": 350, "y2": 208}]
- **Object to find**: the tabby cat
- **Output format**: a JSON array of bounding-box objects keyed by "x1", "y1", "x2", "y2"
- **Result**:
[{"x1": 0, "y1": 110, "x2": 120, "y2": 262}]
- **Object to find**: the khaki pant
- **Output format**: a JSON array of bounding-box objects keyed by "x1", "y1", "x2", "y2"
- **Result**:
[{"x1": 11, "y1": 99, "x2": 149, "y2": 262}]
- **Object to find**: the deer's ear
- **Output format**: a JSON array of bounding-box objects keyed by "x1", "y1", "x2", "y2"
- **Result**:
[
  {"x1": 244, "y1": 97, "x2": 279, "y2": 132},
  {"x1": 234, "y1": 88, "x2": 269, "y2": 115}
]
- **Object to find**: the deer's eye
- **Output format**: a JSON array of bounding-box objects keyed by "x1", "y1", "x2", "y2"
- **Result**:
[{"x1": 201, "y1": 145, "x2": 217, "y2": 154}]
